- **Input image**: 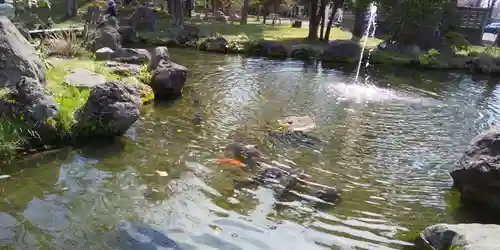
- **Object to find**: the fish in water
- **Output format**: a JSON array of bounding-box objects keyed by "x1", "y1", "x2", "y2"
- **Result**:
[
  {"x1": 267, "y1": 130, "x2": 324, "y2": 148},
  {"x1": 193, "y1": 112, "x2": 203, "y2": 125},
  {"x1": 224, "y1": 142, "x2": 340, "y2": 205},
  {"x1": 116, "y1": 222, "x2": 183, "y2": 250},
  {"x1": 225, "y1": 143, "x2": 266, "y2": 169},
  {"x1": 216, "y1": 158, "x2": 245, "y2": 168}
]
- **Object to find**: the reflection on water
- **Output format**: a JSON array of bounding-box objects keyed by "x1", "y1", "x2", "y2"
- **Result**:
[{"x1": 1, "y1": 49, "x2": 499, "y2": 249}]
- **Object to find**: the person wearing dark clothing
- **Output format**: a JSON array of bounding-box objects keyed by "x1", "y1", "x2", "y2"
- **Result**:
[{"x1": 107, "y1": 0, "x2": 117, "y2": 17}]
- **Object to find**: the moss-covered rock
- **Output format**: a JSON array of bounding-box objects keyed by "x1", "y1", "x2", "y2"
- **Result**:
[
  {"x1": 124, "y1": 76, "x2": 154, "y2": 105},
  {"x1": 291, "y1": 44, "x2": 320, "y2": 60}
]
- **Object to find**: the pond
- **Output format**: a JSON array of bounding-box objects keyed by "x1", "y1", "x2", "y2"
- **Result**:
[{"x1": 0, "y1": 48, "x2": 498, "y2": 249}]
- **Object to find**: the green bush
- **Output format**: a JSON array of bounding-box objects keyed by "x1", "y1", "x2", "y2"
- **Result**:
[
  {"x1": 443, "y1": 31, "x2": 471, "y2": 53},
  {"x1": 419, "y1": 49, "x2": 440, "y2": 65}
]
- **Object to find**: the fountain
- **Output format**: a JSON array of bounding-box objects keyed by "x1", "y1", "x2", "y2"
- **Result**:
[{"x1": 354, "y1": 2, "x2": 378, "y2": 82}]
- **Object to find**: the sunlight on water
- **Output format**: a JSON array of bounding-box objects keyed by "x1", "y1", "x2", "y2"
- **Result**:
[{"x1": 0, "y1": 49, "x2": 496, "y2": 250}]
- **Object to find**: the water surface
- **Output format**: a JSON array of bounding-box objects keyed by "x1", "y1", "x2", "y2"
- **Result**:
[{"x1": 1, "y1": 49, "x2": 499, "y2": 249}]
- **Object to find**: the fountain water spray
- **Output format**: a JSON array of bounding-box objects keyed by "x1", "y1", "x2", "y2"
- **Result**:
[{"x1": 354, "y1": 3, "x2": 378, "y2": 83}]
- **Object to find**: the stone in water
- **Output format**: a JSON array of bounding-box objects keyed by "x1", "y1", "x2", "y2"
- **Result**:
[
  {"x1": 156, "y1": 170, "x2": 168, "y2": 176},
  {"x1": 277, "y1": 116, "x2": 316, "y2": 132}
]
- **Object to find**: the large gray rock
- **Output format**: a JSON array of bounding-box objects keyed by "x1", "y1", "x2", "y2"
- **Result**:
[
  {"x1": 0, "y1": 77, "x2": 59, "y2": 143},
  {"x1": 105, "y1": 61, "x2": 142, "y2": 77},
  {"x1": 150, "y1": 61, "x2": 187, "y2": 99},
  {"x1": 126, "y1": 6, "x2": 156, "y2": 31},
  {"x1": 421, "y1": 223, "x2": 500, "y2": 250},
  {"x1": 110, "y1": 48, "x2": 151, "y2": 65},
  {"x1": 252, "y1": 41, "x2": 289, "y2": 58},
  {"x1": 149, "y1": 46, "x2": 170, "y2": 71},
  {"x1": 95, "y1": 47, "x2": 114, "y2": 61},
  {"x1": 74, "y1": 80, "x2": 141, "y2": 137},
  {"x1": 0, "y1": 17, "x2": 46, "y2": 87},
  {"x1": 321, "y1": 40, "x2": 361, "y2": 62},
  {"x1": 63, "y1": 68, "x2": 106, "y2": 89},
  {"x1": 451, "y1": 127, "x2": 500, "y2": 211},
  {"x1": 94, "y1": 23, "x2": 121, "y2": 51},
  {"x1": 291, "y1": 44, "x2": 320, "y2": 59},
  {"x1": 118, "y1": 26, "x2": 138, "y2": 44}
]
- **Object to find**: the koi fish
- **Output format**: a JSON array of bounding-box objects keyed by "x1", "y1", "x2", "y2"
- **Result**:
[{"x1": 216, "y1": 158, "x2": 245, "y2": 168}]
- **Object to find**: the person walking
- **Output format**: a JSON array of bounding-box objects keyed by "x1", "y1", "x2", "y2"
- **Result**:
[{"x1": 107, "y1": 0, "x2": 117, "y2": 17}]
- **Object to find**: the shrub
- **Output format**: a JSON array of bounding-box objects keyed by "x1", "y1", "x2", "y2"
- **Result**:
[
  {"x1": 419, "y1": 49, "x2": 440, "y2": 65},
  {"x1": 442, "y1": 31, "x2": 471, "y2": 53},
  {"x1": 42, "y1": 29, "x2": 93, "y2": 58}
]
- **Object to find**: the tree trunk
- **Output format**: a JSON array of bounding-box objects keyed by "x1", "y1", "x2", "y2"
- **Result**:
[
  {"x1": 308, "y1": 0, "x2": 319, "y2": 40},
  {"x1": 324, "y1": 0, "x2": 343, "y2": 42},
  {"x1": 212, "y1": 0, "x2": 216, "y2": 14},
  {"x1": 68, "y1": 0, "x2": 77, "y2": 17},
  {"x1": 167, "y1": 0, "x2": 173, "y2": 14},
  {"x1": 240, "y1": 0, "x2": 249, "y2": 24},
  {"x1": 318, "y1": 0, "x2": 327, "y2": 40},
  {"x1": 172, "y1": 0, "x2": 184, "y2": 26},
  {"x1": 185, "y1": 0, "x2": 192, "y2": 18},
  {"x1": 352, "y1": 3, "x2": 368, "y2": 41},
  {"x1": 263, "y1": 7, "x2": 268, "y2": 24}
]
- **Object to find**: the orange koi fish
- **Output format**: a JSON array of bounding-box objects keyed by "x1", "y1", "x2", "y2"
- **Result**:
[{"x1": 216, "y1": 158, "x2": 245, "y2": 168}]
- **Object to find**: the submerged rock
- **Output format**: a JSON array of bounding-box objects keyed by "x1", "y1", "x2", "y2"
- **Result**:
[
  {"x1": 150, "y1": 61, "x2": 187, "y2": 99},
  {"x1": 74, "y1": 80, "x2": 141, "y2": 137},
  {"x1": 63, "y1": 68, "x2": 106, "y2": 89},
  {"x1": 421, "y1": 223, "x2": 500, "y2": 250},
  {"x1": 116, "y1": 222, "x2": 182, "y2": 250},
  {"x1": 321, "y1": 40, "x2": 361, "y2": 62},
  {"x1": 451, "y1": 127, "x2": 500, "y2": 211},
  {"x1": 0, "y1": 17, "x2": 46, "y2": 87},
  {"x1": 277, "y1": 115, "x2": 316, "y2": 132}
]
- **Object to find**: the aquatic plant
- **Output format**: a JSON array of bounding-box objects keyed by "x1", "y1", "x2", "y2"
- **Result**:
[{"x1": 138, "y1": 64, "x2": 153, "y2": 84}]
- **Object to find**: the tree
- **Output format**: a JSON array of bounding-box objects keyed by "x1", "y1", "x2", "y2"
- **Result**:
[
  {"x1": 351, "y1": 0, "x2": 369, "y2": 41},
  {"x1": 324, "y1": 0, "x2": 344, "y2": 41},
  {"x1": 67, "y1": 0, "x2": 77, "y2": 17},
  {"x1": 317, "y1": 0, "x2": 328, "y2": 40},
  {"x1": 308, "y1": 0, "x2": 319, "y2": 40},
  {"x1": 240, "y1": 0, "x2": 250, "y2": 24},
  {"x1": 171, "y1": 0, "x2": 184, "y2": 26}
]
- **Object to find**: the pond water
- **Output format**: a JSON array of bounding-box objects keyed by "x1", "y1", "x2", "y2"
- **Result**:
[{"x1": 0, "y1": 49, "x2": 499, "y2": 250}]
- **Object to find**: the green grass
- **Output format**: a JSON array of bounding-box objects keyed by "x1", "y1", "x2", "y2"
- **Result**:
[
  {"x1": 44, "y1": 57, "x2": 124, "y2": 132},
  {"x1": 0, "y1": 56, "x2": 126, "y2": 162},
  {"x1": 0, "y1": 117, "x2": 39, "y2": 161}
]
